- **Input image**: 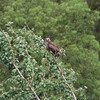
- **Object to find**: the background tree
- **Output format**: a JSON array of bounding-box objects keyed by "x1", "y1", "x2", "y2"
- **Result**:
[
  {"x1": 53, "y1": 1, "x2": 100, "y2": 99},
  {"x1": 86, "y1": 0, "x2": 100, "y2": 42}
]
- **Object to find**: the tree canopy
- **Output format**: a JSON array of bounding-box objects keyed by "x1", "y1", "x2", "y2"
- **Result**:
[{"x1": 0, "y1": 25, "x2": 86, "y2": 100}]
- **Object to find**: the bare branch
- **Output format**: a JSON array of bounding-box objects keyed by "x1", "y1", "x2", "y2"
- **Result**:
[
  {"x1": 13, "y1": 63, "x2": 40, "y2": 100},
  {"x1": 52, "y1": 56, "x2": 77, "y2": 100}
]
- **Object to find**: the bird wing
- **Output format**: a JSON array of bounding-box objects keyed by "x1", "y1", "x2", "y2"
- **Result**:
[{"x1": 49, "y1": 43, "x2": 59, "y2": 53}]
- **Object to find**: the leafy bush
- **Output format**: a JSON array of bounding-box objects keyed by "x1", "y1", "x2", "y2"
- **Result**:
[{"x1": 0, "y1": 25, "x2": 86, "y2": 100}]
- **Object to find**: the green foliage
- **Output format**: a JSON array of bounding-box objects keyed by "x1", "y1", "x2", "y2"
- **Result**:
[
  {"x1": 0, "y1": 0, "x2": 100, "y2": 99},
  {"x1": 0, "y1": 0, "x2": 58, "y2": 36},
  {"x1": 0, "y1": 0, "x2": 99, "y2": 39},
  {"x1": 0, "y1": 62, "x2": 11, "y2": 82},
  {"x1": 52, "y1": 1, "x2": 100, "y2": 99},
  {"x1": 0, "y1": 25, "x2": 86, "y2": 99},
  {"x1": 87, "y1": 0, "x2": 100, "y2": 10},
  {"x1": 86, "y1": 0, "x2": 100, "y2": 42}
]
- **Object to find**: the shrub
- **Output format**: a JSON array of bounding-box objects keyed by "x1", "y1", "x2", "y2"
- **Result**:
[{"x1": 0, "y1": 25, "x2": 86, "y2": 100}]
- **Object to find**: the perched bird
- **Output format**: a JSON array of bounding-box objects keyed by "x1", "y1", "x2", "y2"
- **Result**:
[{"x1": 45, "y1": 38, "x2": 62, "y2": 57}]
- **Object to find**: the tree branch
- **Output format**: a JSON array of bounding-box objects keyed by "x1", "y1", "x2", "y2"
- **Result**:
[
  {"x1": 13, "y1": 63, "x2": 40, "y2": 100},
  {"x1": 52, "y1": 56, "x2": 77, "y2": 100}
]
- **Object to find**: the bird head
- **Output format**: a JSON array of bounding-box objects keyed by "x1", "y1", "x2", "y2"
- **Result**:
[{"x1": 45, "y1": 38, "x2": 51, "y2": 42}]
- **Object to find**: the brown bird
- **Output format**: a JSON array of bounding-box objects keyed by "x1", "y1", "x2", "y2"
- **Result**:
[{"x1": 45, "y1": 38, "x2": 62, "y2": 57}]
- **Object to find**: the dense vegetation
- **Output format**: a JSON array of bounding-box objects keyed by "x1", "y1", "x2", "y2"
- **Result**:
[
  {"x1": 0, "y1": 0, "x2": 100, "y2": 100},
  {"x1": 0, "y1": 24, "x2": 87, "y2": 99}
]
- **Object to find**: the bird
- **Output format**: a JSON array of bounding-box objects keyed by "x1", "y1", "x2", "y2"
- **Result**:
[{"x1": 45, "y1": 38, "x2": 62, "y2": 57}]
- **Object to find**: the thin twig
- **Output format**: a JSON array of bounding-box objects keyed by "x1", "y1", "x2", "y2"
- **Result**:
[
  {"x1": 24, "y1": 22, "x2": 32, "y2": 31},
  {"x1": 52, "y1": 56, "x2": 77, "y2": 100},
  {"x1": 58, "y1": 66, "x2": 77, "y2": 100}
]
